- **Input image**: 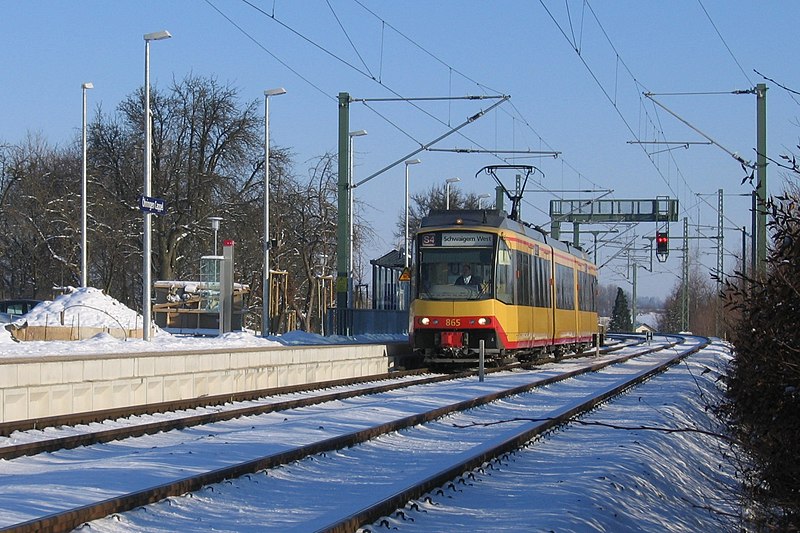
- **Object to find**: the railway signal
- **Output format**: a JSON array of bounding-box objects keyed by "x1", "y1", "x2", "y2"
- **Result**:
[{"x1": 656, "y1": 231, "x2": 669, "y2": 262}]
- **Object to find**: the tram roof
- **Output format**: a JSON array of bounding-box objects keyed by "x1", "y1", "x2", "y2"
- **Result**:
[{"x1": 420, "y1": 209, "x2": 590, "y2": 261}]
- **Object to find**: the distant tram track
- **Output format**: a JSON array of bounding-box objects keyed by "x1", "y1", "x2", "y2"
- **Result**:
[{"x1": 0, "y1": 336, "x2": 688, "y2": 533}]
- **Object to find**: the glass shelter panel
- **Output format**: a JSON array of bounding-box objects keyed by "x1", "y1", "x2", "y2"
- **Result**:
[{"x1": 199, "y1": 256, "x2": 222, "y2": 310}]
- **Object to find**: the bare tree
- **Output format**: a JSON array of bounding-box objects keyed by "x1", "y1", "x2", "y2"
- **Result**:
[
  {"x1": 393, "y1": 182, "x2": 485, "y2": 249},
  {"x1": 86, "y1": 75, "x2": 271, "y2": 311},
  {"x1": 0, "y1": 74, "x2": 363, "y2": 336},
  {"x1": 0, "y1": 134, "x2": 83, "y2": 298},
  {"x1": 657, "y1": 264, "x2": 717, "y2": 335},
  {"x1": 271, "y1": 153, "x2": 339, "y2": 332}
]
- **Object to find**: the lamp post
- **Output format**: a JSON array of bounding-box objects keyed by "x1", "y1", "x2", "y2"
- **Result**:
[
  {"x1": 81, "y1": 81, "x2": 93, "y2": 288},
  {"x1": 208, "y1": 216, "x2": 222, "y2": 255},
  {"x1": 348, "y1": 129, "x2": 367, "y2": 308},
  {"x1": 142, "y1": 29, "x2": 171, "y2": 341},
  {"x1": 478, "y1": 193, "x2": 490, "y2": 209},
  {"x1": 263, "y1": 87, "x2": 286, "y2": 337},
  {"x1": 404, "y1": 159, "x2": 421, "y2": 268},
  {"x1": 445, "y1": 177, "x2": 460, "y2": 210}
]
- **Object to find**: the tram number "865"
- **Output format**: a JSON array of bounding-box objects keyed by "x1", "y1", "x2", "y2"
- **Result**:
[{"x1": 445, "y1": 318, "x2": 461, "y2": 327}]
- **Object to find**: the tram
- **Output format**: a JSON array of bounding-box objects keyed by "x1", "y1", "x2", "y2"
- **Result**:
[{"x1": 409, "y1": 166, "x2": 599, "y2": 364}]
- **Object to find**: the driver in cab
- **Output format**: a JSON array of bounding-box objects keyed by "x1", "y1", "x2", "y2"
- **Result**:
[{"x1": 455, "y1": 264, "x2": 482, "y2": 286}]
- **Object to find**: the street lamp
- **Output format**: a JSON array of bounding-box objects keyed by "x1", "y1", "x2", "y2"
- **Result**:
[
  {"x1": 478, "y1": 193, "x2": 490, "y2": 209},
  {"x1": 142, "y1": 29, "x2": 171, "y2": 341},
  {"x1": 263, "y1": 87, "x2": 286, "y2": 337},
  {"x1": 445, "y1": 177, "x2": 460, "y2": 210},
  {"x1": 81, "y1": 82, "x2": 93, "y2": 288},
  {"x1": 208, "y1": 216, "x2": 222, "y2": 255},
  {"x1": 404, "y1": 159, "x2": 421, "y2": 268},
  {"x1": 348, "y1": 129, "x2": 367, "y2": 307}
]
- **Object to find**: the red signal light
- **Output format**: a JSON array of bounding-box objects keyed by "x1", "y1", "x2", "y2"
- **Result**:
[{"x1": 656, "y1": 231, "x2": 669, "y2": 258}]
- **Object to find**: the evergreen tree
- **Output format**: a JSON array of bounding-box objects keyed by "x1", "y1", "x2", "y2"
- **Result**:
[{"x1": 609, "y1": 287, "x2": 632, "y2": 332}]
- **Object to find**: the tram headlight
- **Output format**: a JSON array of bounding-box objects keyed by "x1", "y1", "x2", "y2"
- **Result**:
[
  {"x1": 477, "y1": 317, "x2": 491, "y2": 326},
  {"x1": 419, "y1": 317, "x2": 430, "y2": 326}
]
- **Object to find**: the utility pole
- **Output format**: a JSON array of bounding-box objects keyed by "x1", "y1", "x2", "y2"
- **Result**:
[
  {"x1": 716, "y1": 189, "x2": 723, "y2": 337},
  {"x1": 335, "y1": 93, "x2": 508, "y2": 330},
  {"x1": 336, "y1": 92, "x2": 351, "y2": 325},
  {"x1": 751, "y1": 190, "x2": 757, "y2": 278},
  {"x1": 741, "y1": 226, "x2": 747, "y2": 280},
  {"x1": 682, "y1": 217, "x2": 689, "y2": 331},
  {"x1": 631, "y1": 262, "x2": 637, "y2": 329},
  {"x1": 756, "y1": 83, "x2": 768, "y2": 274}
]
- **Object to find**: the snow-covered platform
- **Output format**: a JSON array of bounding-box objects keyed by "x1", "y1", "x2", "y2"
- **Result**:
[
  {"x1": 0, "y1": 287, "x2": 404, "y2": 424},
  {"x1": 0, "y1": 343, "x2": 390, "y2": 423}
]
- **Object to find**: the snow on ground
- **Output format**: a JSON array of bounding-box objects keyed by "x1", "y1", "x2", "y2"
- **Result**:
[
  {"x1": 0, "y1": 291, "x2": 744, "y2": 529},
  {"x1": 50, "y1": 340, "x2": 739, "y2": 532},
  {"x1": 375, "y1": 342, "x2": 741, "y2": 532},
  {"x1": 0, "y1": 287, "x2": 407, "y2": 358}
]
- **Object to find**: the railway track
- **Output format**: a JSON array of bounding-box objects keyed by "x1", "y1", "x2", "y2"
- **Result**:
[
  {"x1": 0, "y1": 335, "x2": 688, "y2": 533},
  {"x1": 0, "y1": 338, "x2": 637, "y2": 460}
]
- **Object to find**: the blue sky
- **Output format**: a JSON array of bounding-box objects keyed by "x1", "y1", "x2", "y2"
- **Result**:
[{"x1": 2, "y1": 1, "x2": 798, "y2": 299}]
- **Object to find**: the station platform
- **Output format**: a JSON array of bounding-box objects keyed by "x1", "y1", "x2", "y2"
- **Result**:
[{"x1": 0, "y1": 343, "x2": 403, "y2": 424}]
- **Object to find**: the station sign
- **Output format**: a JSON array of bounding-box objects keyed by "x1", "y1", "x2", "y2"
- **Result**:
[{"x1": 139, "y1": 195, "x2": 167, "y2": 215}]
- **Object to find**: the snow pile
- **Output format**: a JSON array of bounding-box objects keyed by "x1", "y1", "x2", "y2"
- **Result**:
[
  {"x1": 18, "y1": 287, "x2": 143, "y2": 330},
  {"x1": 0, "y1": 325, "x2": 285, "y2": 358},
  {"x1": 0, "y1": 287, "x2": 406, "y2": 358}
]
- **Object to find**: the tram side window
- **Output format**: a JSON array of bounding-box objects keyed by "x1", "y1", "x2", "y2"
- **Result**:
[
  {"x1": 555, "y1": 263, "x2": 575, "y2": 310},
  {"x1": 532, "y1": 256, "x2": 552, "y2": 308},
  {"x1": 578, "y1": 271, "x2": 597, "y2": 312},
  {"x1": 496, "y1": 240, "x2": 514, "y2": 304},
  {"x1": 515, "y1": 250, "x2": 531, "y2": 306}
]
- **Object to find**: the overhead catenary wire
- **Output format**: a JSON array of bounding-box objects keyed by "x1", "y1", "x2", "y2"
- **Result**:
[
  {"x1": 538, "y1": 0, "x2": 762, "y2": 238},
  {"x1": 325, "y1": 0, "x2": 374, "y2": 80},
  {"x1": 206, "y1": 0, "x2": 601, "y2": 260},
  {"x1": 354, "y1": 96, "x2": 510, "y2": 188},
  {"x1": 538, "y1": 0, "x2": 763, "y2": 279},
  {"x1": 697, "y1": 0, "x2": 754, "y2": 87},
  {"x1": 241, "y1": 0, "x2": 610, "y2": 207},
  {"x1": 208, "y1": 0, "x2": 752, "y2": 278},
  {"x1": 755, "y1": 69, "x2": 800, "y2": 107},
  {"x1": 644, "y1": 93, "x2": 756, "y2": 169},
  {"x1": 230, "y1": 0, "x2": 520, "y2": 170},
  {"x1": 538, "y1": 0, "x2": 687, "y2": 206},
  {"x1": 351, "y1": 0, "x2": 505, "y2": 96},
  {"x1": 213, "y1": 0, "x2": 609, "y2": 221},
  {"x1": 203, "y1": 0, "x2": 334, "y2": 101}
]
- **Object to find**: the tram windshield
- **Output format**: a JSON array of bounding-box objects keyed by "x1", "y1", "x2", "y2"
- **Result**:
[{"x1": 417, "y1": 247, "x2": 494, "y2": 300}]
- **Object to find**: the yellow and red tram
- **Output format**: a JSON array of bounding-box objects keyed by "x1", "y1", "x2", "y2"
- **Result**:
[{"x1": 410, "y1": 208, "x2": 598, "y2": 364}]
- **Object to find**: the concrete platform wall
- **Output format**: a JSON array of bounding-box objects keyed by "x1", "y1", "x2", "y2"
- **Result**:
[{"x1": 0, "y1": 344, "x2": 388, "y2": 423}]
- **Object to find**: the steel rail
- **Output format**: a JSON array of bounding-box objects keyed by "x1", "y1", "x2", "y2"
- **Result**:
[
  {"x1": 320, "y1": 336, "x2": 709, "y2": 532},
  {"x1": 0, "y1": 341, "x2": 636, "y2": 460},
  {"x1": 1, "y1": 337, "x2": 671, "y2": 533}
]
